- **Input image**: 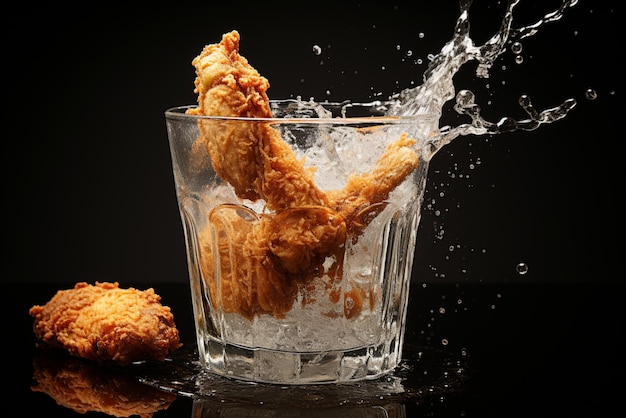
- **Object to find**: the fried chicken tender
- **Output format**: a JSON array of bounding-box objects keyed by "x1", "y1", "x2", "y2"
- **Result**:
[
  {"x1": 329, "y1": 133, "x2": 419, "y2": 239},
  {"x1": 189, "y1": 31, "x2": 419, "y2": 319},
  {"x1": 31, "y1": 347, "x2": 176, "y2": 418},
  {"x1": 187, "y1": 30, "x2": 328, "y2": 209},
  {"x1": 29, "y1": 282, "x2": 182, "y2": 365}
]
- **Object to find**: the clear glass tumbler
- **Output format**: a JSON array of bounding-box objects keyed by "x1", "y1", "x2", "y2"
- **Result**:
[{"x1": 165, "y1": 100, "x2": 437, "y2": 384}]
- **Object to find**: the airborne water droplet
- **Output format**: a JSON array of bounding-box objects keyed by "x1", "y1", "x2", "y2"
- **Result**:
[
  {"x1": 312, "y1": 45, "x2": 322, "y2": 55},
  {"x1": 585, "y1": 89, "x2": 598, "y2": 100},
  {"x1": 516, "y1": 262, "x2": 529, "y2": 275}
]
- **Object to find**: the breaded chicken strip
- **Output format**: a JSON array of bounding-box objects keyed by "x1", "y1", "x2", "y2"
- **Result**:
[
  {"x1": 187, "y1": 30, "x2": 328, "y2": 210},
  {"x1": 329, "y1": 132, "x2": 419, "y2": 239},
  {"x1": 29, "y1": 282, "x2": 182, "y2": 365},
  {"x1": 189, "y1": 31, "x2": 419, "y2": 319},
  {"x1": 201, "y1": 204, "x2": 346, "y2": 319}
]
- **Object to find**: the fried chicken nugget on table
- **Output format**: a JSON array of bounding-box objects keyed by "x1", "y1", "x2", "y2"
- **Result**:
[{"x1": 29, "y1": 282, "x2": 182, "y2": 365}]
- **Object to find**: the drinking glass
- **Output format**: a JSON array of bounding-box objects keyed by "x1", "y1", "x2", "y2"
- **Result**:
[{"x1": 165, "y1": 100, "x2": 437, "y2": 384}]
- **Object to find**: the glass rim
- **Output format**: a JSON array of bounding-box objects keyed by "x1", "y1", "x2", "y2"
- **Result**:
[{"x1": 165, "y1": 100, "x2": 436, "y2": 125}]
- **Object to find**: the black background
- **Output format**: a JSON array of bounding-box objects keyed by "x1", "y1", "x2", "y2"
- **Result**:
[
  {"x1": 6, "y1": 0, "x2": 622, "y2": 286},
  {"x1": 4, "y1": 1, "x2": 624, "y2": 416}
]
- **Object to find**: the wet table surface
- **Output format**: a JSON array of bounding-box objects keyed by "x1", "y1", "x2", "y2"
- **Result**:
[{"x1": 8, "y1": 281, "x2": 624, "y2": 417}]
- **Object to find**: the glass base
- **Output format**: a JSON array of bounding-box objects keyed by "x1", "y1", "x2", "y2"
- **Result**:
[{"x1": 202, "y1": 337, "x2": 402, "y2": 384}]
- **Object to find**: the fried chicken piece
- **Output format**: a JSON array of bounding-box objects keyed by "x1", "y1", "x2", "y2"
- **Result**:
[
  {"x1": 189, "y1": 31, "x2": 419, "y2": 319},
  {"x1": 29, "y1": 282, "x2": 182, "y2": 365},
  {"x1": 201, "y1": 207, "x2": 302, "y2": 319},
  {"x1": 187, "y1": 30, "x2": 328, "y2": 210},
  {"x1": 329, "y1": 132, "x2": 419, "y2": 238},
  {"x1": 31, "y1": 347, "x2": 176, "y2": 418},
  {"x1": 267, "y1": 206, "x2": 346, "y2": 275}
]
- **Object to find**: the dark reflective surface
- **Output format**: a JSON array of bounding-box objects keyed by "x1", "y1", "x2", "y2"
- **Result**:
[
  {"x1": 6, "y1": 1, "x2": 621, "y2": 416},
  {"x1": 10, "y1": 281, "x2": 625, "y2": 417}
]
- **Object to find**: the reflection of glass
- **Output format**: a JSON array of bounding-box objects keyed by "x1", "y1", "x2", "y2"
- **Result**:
[
  {"x1": 166, "y1": 101, "x2": 437, "y2": 384},
  {"x1": 31, "y1": 347, "x2": 176, "y2": 417},
  {"x1": 193, "y1": 398, "x2": 405, "y2": 418},
  {"x1": 135, "y1": 343, "x2": 470, "y2": 415}
]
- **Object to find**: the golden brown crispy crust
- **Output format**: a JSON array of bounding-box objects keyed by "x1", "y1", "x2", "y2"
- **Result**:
[
  {"x1": 29, "y1": 282, "x2": 182, "y2": 365},
  {"x1": 189, "y1": 31, "x2": 419, "y2": 320},
  {"x1": 187, "y1": 30, "x2": 328, "y2": 209}
]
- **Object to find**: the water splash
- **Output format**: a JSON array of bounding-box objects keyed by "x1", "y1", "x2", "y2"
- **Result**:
[{"x1": 386, "y1": 0, "x2": 578, "y2": 153}]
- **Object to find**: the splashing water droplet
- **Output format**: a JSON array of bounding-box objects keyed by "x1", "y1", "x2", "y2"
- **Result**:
[
  {"x1": 456, "y1": 89, "x2": 475, "y2": 107},
  {"x1": 312, "y1": 45, "x2": 322, "y2": 55},
  {"x1": 585, "y1": 89, "x2": 598, "y2": 100},
  {"x1": 515, "y1": 55, "x2": 524, "y2": 64},
  {"x1": 385, "y1": 0, "x2": 578, "y2": 146},
  {"x1": 516, "y1": 262, "x2": 529, "y2": 275}
]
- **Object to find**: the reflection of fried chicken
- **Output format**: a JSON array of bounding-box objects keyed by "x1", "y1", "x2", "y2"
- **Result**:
[
  {"x1": 189, "y1": 31, "x2": 419, "y2": 319},
  {"x1": 31, "y1": 347, "x2": 176, "y2": 418},
  {"x1": 29, "y1": 282, "x2": 182, "y2": 365}
]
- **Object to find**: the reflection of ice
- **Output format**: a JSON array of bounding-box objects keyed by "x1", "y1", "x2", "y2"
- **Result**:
[
  {"x1": 194, "y1": 398, "x2": 405, "y2": 417},
  {"x1": 136, "y1": 343, "x2": 471, "y2": 413}
]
